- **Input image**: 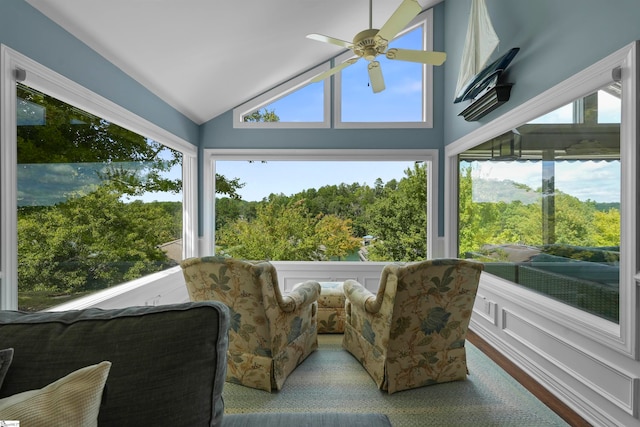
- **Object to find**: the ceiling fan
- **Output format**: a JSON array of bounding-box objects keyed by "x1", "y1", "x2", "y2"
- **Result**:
[{"x1": 307, "y1": 0, "x2": 447, "y2": 93}]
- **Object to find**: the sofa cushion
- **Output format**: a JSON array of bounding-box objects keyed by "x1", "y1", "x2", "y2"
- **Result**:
[
  {"x1": 0, "y1": 361, "x2": 111, "y2": 426},
  {"x1": 0, "y1": 302, "x2": 229, "y2": 427}
]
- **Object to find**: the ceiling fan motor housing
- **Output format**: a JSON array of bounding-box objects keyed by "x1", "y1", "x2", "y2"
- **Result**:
[{"x1": 353, "y1": 28, "x2": 386, "y2": 60}]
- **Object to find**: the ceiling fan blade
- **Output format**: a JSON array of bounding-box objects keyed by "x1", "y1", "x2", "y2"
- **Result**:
[
  {"x1": 374, "y1": 0, "x2": 422, "y2": 47},
  {"x1": 386, "y1": 48, "x2": 447, "y2": 65},
  {"x1": 306, "y1": 33, "x2": 353, "y2": 50},
  {"x1": 310, "y1": 58, "x2": 360, "y2": 83},
  {"x1": 368, "y1": 61, "x2": 385, "y2": 93}
]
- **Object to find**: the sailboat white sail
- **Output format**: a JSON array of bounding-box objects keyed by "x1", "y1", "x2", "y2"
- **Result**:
[{"x1": 454, "y1": 0, "x2": 500, "y2": 99}]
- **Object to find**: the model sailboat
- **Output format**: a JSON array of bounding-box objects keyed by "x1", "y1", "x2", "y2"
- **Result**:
[
  {"x1": 456, "y1": 0, "x2": 500, "y2": 98},
  {"x1": 455, "y1": 0, "x2": 500, "y2": 99}
]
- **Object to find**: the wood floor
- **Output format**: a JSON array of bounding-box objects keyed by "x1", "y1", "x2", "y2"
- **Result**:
[{"x1": 467, "y1": 329, "x2": 592, "y2": 427}]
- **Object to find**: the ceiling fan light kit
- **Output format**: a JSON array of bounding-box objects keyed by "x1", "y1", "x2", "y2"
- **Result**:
[{"x1": 306, "y1": 0, "x2": 446, "y2": 93}]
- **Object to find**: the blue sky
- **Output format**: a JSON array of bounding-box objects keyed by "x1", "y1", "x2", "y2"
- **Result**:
[
  {"x1": 215, "y1": 161, "x2": 417, "y2": 202},
  {"x1": 264, "y1": 25, "x2": 425, "y2": 123}
]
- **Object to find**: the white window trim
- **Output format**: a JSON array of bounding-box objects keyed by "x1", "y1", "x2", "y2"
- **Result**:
[
  {"x1": 334, "y1": 9, "x2": 435, "y2": 129},
  {"x1": 0, "y1": 44, "x2": 198, "y2": 310},
  {"x1": 202, "y1": 148, "x2": 439, "y2": 262},
  {"x1": 232, "y1": 63, "x2": 331, "y2": 129},
  {"x1": 444, "y1": 41, "x2": 638, "y2": 358}
]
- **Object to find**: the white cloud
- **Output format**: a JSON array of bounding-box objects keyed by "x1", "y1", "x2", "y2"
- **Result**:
[{"x1": 472, "y1": 160, "x2": 620, "y2": 202}]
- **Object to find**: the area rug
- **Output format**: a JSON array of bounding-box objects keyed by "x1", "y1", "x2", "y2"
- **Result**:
[{"x1": 222, "y1": 335, "x2": 569, "y2": 426}]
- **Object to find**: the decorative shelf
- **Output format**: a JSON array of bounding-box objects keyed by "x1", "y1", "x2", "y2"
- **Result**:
[{"x1": 458, "y1": 84, "x2": 513, "y2": 122}]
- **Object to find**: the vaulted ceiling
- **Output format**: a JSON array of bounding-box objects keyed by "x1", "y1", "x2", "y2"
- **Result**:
[{"x1": 25, "y1": 0, "x2": 442, "y2": 125}]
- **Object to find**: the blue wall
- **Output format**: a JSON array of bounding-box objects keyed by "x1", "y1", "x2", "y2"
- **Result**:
[
  {"x1": 0, "y1": 1, "x2": 199, "y2": 145},
  {"x1": 443, "y1": 0, "x2": 640, "y2": 144}
]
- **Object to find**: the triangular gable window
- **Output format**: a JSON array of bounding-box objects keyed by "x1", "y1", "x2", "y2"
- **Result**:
[{"x1": 233, "y1": 64, "x2": 330, "y2": 128}]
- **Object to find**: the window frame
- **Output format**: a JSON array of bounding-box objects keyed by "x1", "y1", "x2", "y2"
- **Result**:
[
  {"x1": 0, "y1": 44, "x2": 198, "y2": 310},
  {"x1": 444, "y1": 41, "x2": 638, "y2": 358},
  {"x1": 334, "y1": 9, "x2": 435, "y2": 129},
  {"x1": 202, "y1": 148, "x2": 440, "y2": 263},
  {"x1": 232, "y1": 63, "x2": 331, "y2": 129}
]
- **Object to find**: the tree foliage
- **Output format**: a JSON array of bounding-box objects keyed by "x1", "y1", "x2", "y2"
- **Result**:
[
  {"x1": 217, "y1": 199, "x2": 360, "y2": 261},
  {"x1": 243, "y1": 108, "x2": 280, "y2": 123},
  {"x1": 17, "y1": 84, "x2": 243, "y2": 201},
  {"x1": 363, "y1": 163, "x2": 427, "y2": 261},
  {"x1": 458, "y1": 164, "x2": 620, "y2": 256},
  {"x1": 18, "y1": 85, "x2": 182, "y2": 197},
  {"x1": 18, "y1": 185, "x2": 178, "y2": 294},
  {"x1": 215, "y1": 163, "x2": 430, "y2": 262}
]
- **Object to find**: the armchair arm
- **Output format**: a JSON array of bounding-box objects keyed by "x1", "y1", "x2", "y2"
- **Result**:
[
  {"x1": 280, "y1": 281, "x2": 321, "y2": 312},
  {"x1": 343, "y1": 279, "x2": 380, "y2": 313}
]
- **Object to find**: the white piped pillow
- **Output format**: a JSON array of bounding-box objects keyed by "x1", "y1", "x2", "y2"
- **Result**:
[{"x1": 0, "y1": 361, "x2": 111, "y2": 427}]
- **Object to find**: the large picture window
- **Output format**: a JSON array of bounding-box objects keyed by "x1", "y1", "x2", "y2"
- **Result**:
[
  {"x1": 203, "y1": 150, "x2": 438, "y2": 264},
  {"x1": 459, "y1": 84, "x2": 621, "y2": 323},
  {"x1": 1, "y1": 46, "x2": 197, "y2": 312},
  {"x1": 16, "y1": 84, "x2": 184, "y2": 311}
]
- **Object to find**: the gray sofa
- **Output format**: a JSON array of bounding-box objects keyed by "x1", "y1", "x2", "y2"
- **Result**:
[
  {"x1": 0, "y1": 302, "x2": 391, "y2": 426},
  {"x1": 0, "y1": 302, "x2": 229, "y2": 426}
]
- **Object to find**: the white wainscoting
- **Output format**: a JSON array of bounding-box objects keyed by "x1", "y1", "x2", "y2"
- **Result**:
[
  {"x1": 271, "y1": 261, "x2": 386, "y2": 292},
  {"x1": 470, "y1": 274, "x2": 640, "y2": 427}
]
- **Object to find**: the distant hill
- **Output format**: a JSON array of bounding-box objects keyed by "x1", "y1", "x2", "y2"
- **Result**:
[
  {"x1": 471, "y1": 179, "x2": 620, "y2": 210},
  {"x1": 594, "y1": 202, "x2": 621, "y2": 212}
]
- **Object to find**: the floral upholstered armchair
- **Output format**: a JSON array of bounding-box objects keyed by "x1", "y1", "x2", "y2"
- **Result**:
[
  {"x1": 180, "y1": 256, "x2": 321, "y2": 392},
  {"x1": 342, "y1": 259, "x2": 483, "y2": 394}
]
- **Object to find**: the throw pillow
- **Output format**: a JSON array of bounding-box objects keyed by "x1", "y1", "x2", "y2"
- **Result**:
[
  {"x1": 0, "y1": 361, "x2": 111, "y2": 427},
  {"x1": 0, "y1": 348, "x2": 13, "y2": 390}
]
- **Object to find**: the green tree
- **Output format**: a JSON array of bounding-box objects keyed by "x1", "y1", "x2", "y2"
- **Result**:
[
  {"x1": 554, "y1": 193, "x2": 596, "y2": 246},
  {"x1": 457, "y1": 162, "x2": 620, "y2": 257},
  {"x1": 314, "y1": 215, "x2": 362, "y2": 260},
  {"x1": 243, "y1": 108, "x2": 280, "y2": 122},
  {"x1": 364, "y1": 163, "x2": 427, "y2": 261},
  {"x1": 215, "y1": 197, "x2": 258, "y2": 231},
  {"x1": 217, "y1": 199, "x2": 359, "y2": 260},
  {"x1": 592, "y1": 209, "x2": 620, "y2": 246},
  {"x1": 18, "y1": 185, "x2": 176, "y2": 294},
  {"x1": 18, "y1": 84, "x2": 244, "y2": 200},
  {"x1": 18, "y1": 85, "x2": 182, "y2": 197}
]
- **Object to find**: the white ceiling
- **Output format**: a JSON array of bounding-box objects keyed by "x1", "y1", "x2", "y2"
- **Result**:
[{"x1": 25, "y1": 0, "x2": 441, "y2": 125}]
